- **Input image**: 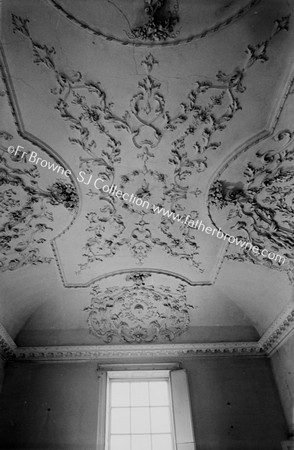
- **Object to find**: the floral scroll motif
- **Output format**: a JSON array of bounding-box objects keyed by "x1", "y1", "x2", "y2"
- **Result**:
[
  {"x1": 12, "y1": 15, "x2": 289, "y2": 169},
  {"x1": 127, "y1": 0, "x2": 180, "y2": 42},
  {"x1": 84, "y1": 273, "x2": 193, "y2": 343},
  {"x1": 208, "y1": 129, "x2": 294, "y2": 281},
  {"x1": 11, "y1": 14, "x2": 290, "y2": 273},
  {"x1": 0, "y1": 152, "x2": 78, "y2": 272}
]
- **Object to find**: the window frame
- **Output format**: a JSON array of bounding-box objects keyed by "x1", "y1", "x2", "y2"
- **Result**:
[
  {"x1": 96, "y1": 364, "x2": 196, "y2": 450},
  {"x1": 105, "y1": 370, "x2": 175, "y2": 450}
]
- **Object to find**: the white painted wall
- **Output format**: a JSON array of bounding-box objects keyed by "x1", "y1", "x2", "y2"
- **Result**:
[{"x1": 271, "y1": 333, "x2": 294, "y2": 437}]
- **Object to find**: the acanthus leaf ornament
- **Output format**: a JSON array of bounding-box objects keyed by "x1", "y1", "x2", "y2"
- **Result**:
[
  {"x1": 208, "y1": 128, "x2": 294, "y2": 281},
  {"x1": 84, "y1": 273, "x2": 193, "y2": 343},
  {"x1": 0, "y1": 153, "x2": 78, "y2": 272},
  {"x1": 12, "y1": 18, "x2": 289, "y2": 166},
  {"x1": 127, "y1": 0, "x2": 180, "y2": 42},
  {"x1": 11, "y1": 14, "x2": 290, "y2": 274},
  {"x1": 0, "y1": 64, "x2": 79, "y2": 273}
]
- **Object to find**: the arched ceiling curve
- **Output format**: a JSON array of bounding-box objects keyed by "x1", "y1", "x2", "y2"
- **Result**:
[
  {"x1": 47, "y1": 0, "x2": 261, "y2": 46},
  {"x1": 0, "y1": 0, "x2": 294, "y2": 357}
]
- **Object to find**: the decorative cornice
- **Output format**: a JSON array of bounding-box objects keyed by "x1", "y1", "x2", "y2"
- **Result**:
[
  {"x1": 1, "y1": 305, "x2": 294, "y2": 361},
  {"x1": 12, "y1": 342, "x2": 263, "y2": 362},
  {"x1": 47, "y1": 0, "x2": 261, "y2": 47},
  {"x1": 0, "y1": 323, "x2": 17, "y2": 360},
  {"x1": 259, "y1": 303, "x2": 294, "y2": 355}
]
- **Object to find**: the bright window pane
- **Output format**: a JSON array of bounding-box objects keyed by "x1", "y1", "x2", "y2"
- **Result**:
[
  {"x1": 110, "y1": 435, "x2": 131, "y2": 450},
  {"x1": 131, "y1": 382, "x2": 149, "y2": 406},
  {"x1": 149, "y1": 381, "x2": 169, "y2": 406},
  {"x1": 150, "y1": 407, "x2": 171, "y2": 433},
  {"x1": 108, "y1": 376, "x2": 175, "y2": 450},
  {"x1": 111, "y1": 382, "x2": 130, "y2": 406},
  {"x1": 131, "y1": 407, "x2": 150, "y2": 433},
  {"x1": 152, "y1": 434, "x2": 173, "y2": 450},
  {"x1": 131, "y1": 434, "x2": 152, "y2": 450},
  {"x1": 110, "y1": 408, "x2": 130, "y2": 434}
]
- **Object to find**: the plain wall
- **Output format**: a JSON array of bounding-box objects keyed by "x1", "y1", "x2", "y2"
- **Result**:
[
  {"x1": 0, "y1": 356, "x2": 288, "y2": 450},
  {"x1": 185, "y1": 357, "x2": 287, "y2": 450},
  {"x1": 0, "y1": 359, "x2": 5, "y2": 394},
  {"x1": 271, "y1": 334, "x2": 294, "y2": 436},
  {"x1": 0, "y1": 362, "x2": 99, "y2": 450}
]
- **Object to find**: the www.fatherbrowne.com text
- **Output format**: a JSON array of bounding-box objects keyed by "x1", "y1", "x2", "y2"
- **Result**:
[
  {"x1": 7, "y1": 146, "x2": 286, "y2": 266},
  {"x1": 78, "y1": 172, "x2": 285, "y2": 266}
]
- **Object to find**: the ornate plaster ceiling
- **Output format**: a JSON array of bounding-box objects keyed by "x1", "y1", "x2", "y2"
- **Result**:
[{"x1": 0, "y1": 0, "x2": 294, "y2": 360}]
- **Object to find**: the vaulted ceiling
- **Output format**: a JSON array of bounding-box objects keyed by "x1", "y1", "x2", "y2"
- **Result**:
[{"x1": 0, "y1": 0, "x2": 294, "y2": 361}]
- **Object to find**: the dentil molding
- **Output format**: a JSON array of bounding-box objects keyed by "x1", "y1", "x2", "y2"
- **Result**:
[{"x1": 1, "y1": 302, "x2": 293, "y2": 361}]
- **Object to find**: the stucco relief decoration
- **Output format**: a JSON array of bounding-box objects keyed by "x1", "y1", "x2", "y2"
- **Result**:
[
  {"x1": 48, "y1": 0, "x2": 262, "y2": 47},
  {"x1": 208, "y1": 128, "x2": 294, "y2": 281},
  {"x1": 0, "y1": 61, "x2": 79, "y2": 273},
  {"x1": 84, "y1": 273, "x2": 192, "y2": 343},
  {"x1": 0, "y1": 150, "x2": 78, "y2": 272},
  {"x1": 127, "y1": 0, "x2": 180, "y2": 42},
  {"x1": 10, "y1": 14, "x2": 289, "y2": 277}
]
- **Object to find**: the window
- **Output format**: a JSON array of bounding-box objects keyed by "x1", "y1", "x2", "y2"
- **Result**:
[
  {"x1": 107, "y1": 372, "x2": 174, "y2": 450},
  {"x1": 96, "y1": 366, "x2": 196, "y2": 450}
]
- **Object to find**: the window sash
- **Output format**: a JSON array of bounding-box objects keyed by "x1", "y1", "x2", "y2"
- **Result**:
[{"x1": 96, "y1": 368, "x2": 196, "y2": 450}]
